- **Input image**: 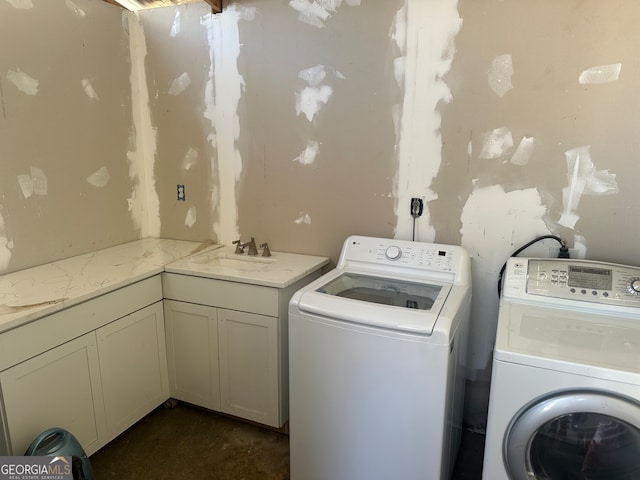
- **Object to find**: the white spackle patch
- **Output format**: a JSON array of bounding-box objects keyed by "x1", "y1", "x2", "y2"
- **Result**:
[
  {"x1": 298, "y1": 65, "x2": 326, "y2": 86},
  {"x1": 6, "y1": 69, "x2": 38, "y2": 96},
  {"x1": 295, "y1": 65, "x2": 344, "y2": 121},
  {"x1": 5, "y1": 0, "x2": 33, "y2": 9},
  {"x1": 81, "y1": 79, "x2": 99, "y2": 101},
  {"x1": 170, "y1": 10, "x2": 181, "y2": 37},
  {"x1": 288, "y1": 0, "x2": 361, "y2": 28},
  {"x1": 17, "y1": 174, "x2": 33, "y2": 198},
  {"x1": 578, "y1": 63, "x2": 621, "y2": 85},
  {"x1": 488, "y1": 54, "x2": 513, "y2": 97},
  {"x1": 294, "y1": 213, "x2": 312, "y2": 225},
  {"x1": 393, "y1": 56, "x2": 406, "y2": 87},
  {"x1": 293, "y1": 140, "x2": 320, "y2": 165},
  {"x1": 184, "y1": 206, "x2": 197, "y2": 228},
  {"x1": 0, "y1": 210, "x2": 12, "y2": 272},
  {"x1": 572, "y1": 233, "x2": 587, "y2": 259},
  {"x1": 510, "y1": 136, "x2": 536, "y2": 166},
  {"x1": 182, "y1": 147, "x2": 198, "y2": 171},
  {"x1": 393, "y1": 0, "x2": 462, "y2": 242},
  {"x1": 460, "y1": 185, "x2": 550, "y2": 374},
  {"x1": 65, "y1": 0, "x2": 86, "y2": 16},
  {"x1": 289, "y1": 0, "x2": 332, "y2": 28},
  {"x1": 559, "y1": 145, "x2": 618, "y2": 229},
  {"x1": 478, "y1": 127, "x2": 514, "y2": 159},
  {"x1": 390, "y1": 3, "x2": 407, "y2": 142},
  {"x1": 17, "y1": 167, "x2": 47, "y2": 197},
  {"x1": 202, "y1": 4, "x2": 256, "y2": 245},
  {"x1": 169, "y1": 72, "x2": 191, "y2": 96},
  {"x1": 127, "y1": 12, "x2": 160, "y2": 237},
  {"x1": 30, "y1": 166, "x2": 47, "y2": 195},
  {"x1": 87, "y1": 166, "x2": 110, "y2": 188},
  {"x1": 296, "y1": 85, "x2": 332, "y2": 122}
]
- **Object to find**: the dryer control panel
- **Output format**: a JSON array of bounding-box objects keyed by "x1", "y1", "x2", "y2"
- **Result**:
[{"x1": 504, "y1": 257, "x2": 640, "y2": 308}]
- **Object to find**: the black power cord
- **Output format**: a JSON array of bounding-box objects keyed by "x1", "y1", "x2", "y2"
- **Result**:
[
  {"x1": 497, "y1": 235, "x2": 569, "y2": 297},
  {"x1": 410, "y1": 198, "x2": 423, "y2": 241}
]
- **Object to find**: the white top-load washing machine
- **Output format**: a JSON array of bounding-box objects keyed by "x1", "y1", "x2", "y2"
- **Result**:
[
  {"x1": 483, "y1": 257, "x2": 640, "y2": 480},
  {"x1": 288, "y1": 235, "x2": 471, "y2": 480}
]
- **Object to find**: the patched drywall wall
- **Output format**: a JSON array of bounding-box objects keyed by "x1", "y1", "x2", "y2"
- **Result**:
[
  {"x1": 236, "y1": 0, "x2": 399, "y2": 258},
  {"x1": 138, "y1": 3, "x2": 215, "y2": 242},
  {"x1": 441, "y1": 0, "x2": 640, "y2": 428},
  {"x1": 3, "y1": 0, "x2": 640, "y2": 432},
  {"x1": 0, "y1": 0, "x2": 141, "y2": 274},
  {"x1": 140, "y1": 0, "x2": 399, "y2": 255}
]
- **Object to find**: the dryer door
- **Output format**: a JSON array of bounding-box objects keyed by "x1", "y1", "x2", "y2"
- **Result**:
[{"x1": 505, "y1": 391, "x2": 640, "y2": 480}]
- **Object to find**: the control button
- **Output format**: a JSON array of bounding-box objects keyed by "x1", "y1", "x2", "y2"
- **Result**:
[
  {"x1": 628, "y1": 278, "x2": 640, "y2": 295},
  {"x1": 385, "y1": 246, "x2": 402, "y2": 261},
  {"x1": 581, "y1": 289, "x2": 587, "y2": 295},
  {"x1": 539, "y1": 272, "x2": 548, "y2": 281},
  {"x1": 570, "y1": 288, "x2": 576, "y2": 293},
  {"x1": 603, "y1": 292, "x2": 609, "y2": 297}
]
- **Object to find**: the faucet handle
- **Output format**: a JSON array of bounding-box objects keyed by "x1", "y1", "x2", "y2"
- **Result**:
[
  {"x1": 232, "y1": 239, "x2": 244, "y2": 254},
  {"x1": 260, "y1": 242, "x2": 271, "y2": 257}
]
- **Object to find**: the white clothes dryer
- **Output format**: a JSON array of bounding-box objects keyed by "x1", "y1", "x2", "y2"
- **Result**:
[
  {"x1": 289, "y1": 235, "x2": 471, "y2": 480},
  {"x1": 483, "y1": 257, "x2": 640, "y2": 480}
]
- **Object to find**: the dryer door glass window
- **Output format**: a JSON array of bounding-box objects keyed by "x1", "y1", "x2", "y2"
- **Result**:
[
  {"x1": 505, "y1": 392, "x2": 640, "y2": 480},
  {"x1": 530, "y1": 412, "x2": 640, "y2": 479}
]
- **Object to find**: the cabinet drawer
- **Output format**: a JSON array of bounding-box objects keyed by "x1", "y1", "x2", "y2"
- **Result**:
[{"x1": 162, "y1": 273, "x2": 279, "y2": 316}]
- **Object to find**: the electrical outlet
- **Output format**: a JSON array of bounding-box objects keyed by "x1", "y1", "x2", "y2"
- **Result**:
[
  {"x1": 548, "y1": 247, "x2": 581, "y2": 259},
  {"x1": 410, "y1": 197, "x2": 423, "y2": 218},
  {"x1": 177, "y1": 184, "x2": 185, "y2": 201}
]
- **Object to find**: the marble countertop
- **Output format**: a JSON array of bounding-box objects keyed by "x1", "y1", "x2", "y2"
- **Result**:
[
  {"x1": 0, "y1": 238, "x2": 209, "y2": 333},
  {"x1": 0, "y1": 238, "x2": 329, "y2": 334}
]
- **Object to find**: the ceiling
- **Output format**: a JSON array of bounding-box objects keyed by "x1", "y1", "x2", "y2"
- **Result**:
[{"x1": 103, "y1": 0, "x2": 222, "y2": 14}]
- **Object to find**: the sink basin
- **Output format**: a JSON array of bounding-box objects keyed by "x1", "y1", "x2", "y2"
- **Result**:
[
  {"x1": 164, "y1": 243, "x2": 329, "y2": 288},
  {"x1": 189, "y1": 250, "x2": 276, "y2": 270}
]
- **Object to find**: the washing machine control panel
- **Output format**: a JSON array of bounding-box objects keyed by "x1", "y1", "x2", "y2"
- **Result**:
[
  {"x1": 337, "y1": 235, "x2": 471, "y2": 286},
  {"x1": 504, "y1": 258, "x2": 640, "y2": 308}
]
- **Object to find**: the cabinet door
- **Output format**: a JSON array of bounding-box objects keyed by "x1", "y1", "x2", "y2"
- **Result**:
[
  {"x1": 218, "y1": 309, "x2": 279, "y2": 427},
  {"x1": 0, "y1": 333, "x2": 106, "y2": 456},
  {"x1": 97, "y1": 301, "x2": 169, "y2": 440},
  {"x1": 164, "y1": 300, "x2": 220, "y2": 410}
]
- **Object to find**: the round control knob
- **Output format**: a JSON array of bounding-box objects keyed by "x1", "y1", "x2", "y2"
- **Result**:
[
  {"x1": 385, "y1": 246, "x2": 402, "y2": 260},
  {"x1": 628, "y1": 278, "x2": 640, "y2": 295}
]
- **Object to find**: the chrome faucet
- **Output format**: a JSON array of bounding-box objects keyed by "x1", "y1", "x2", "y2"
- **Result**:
[{"x1": 241, "y1": 237, "x2": 258, "y2": 256}]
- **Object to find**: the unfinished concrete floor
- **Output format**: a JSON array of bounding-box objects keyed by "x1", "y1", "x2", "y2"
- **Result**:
[{"x1": 90, "y1": 402, "x2": 484, "y2": 479}]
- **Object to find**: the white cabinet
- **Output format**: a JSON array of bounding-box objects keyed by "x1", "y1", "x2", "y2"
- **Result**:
[
  {"x1": 163, "y1": 270, "x2": 323, "y2": 429},
  {"x1": 164, "y1": 301, "x2": 279, "y2": 425},
  {"x1": 97, "y1": 301, "x2": 168, "y2": 440},
  {"x1": 218, "y1": 309, "x2": 279, "y2": 425},
  {"x1": 0, "y1": 333, "x2": 106, "y2": 456},
  {"x1": 163, "y1": 299, "x2": 282, "y2": 427},
  {"x1": 164, "y1": 300, "x2": 220, "y2": 411},
  {"x1": 0, "y1": 278, "x2": 168, "y2": 456}
]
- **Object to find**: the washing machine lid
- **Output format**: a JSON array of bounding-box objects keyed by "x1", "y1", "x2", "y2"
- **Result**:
[
  {"x1": 296, "y1": 269, "x2": 451, "y2": 334},
  {"x1": 495, "y1": 301, "x2": 640, "y2": 378}
]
